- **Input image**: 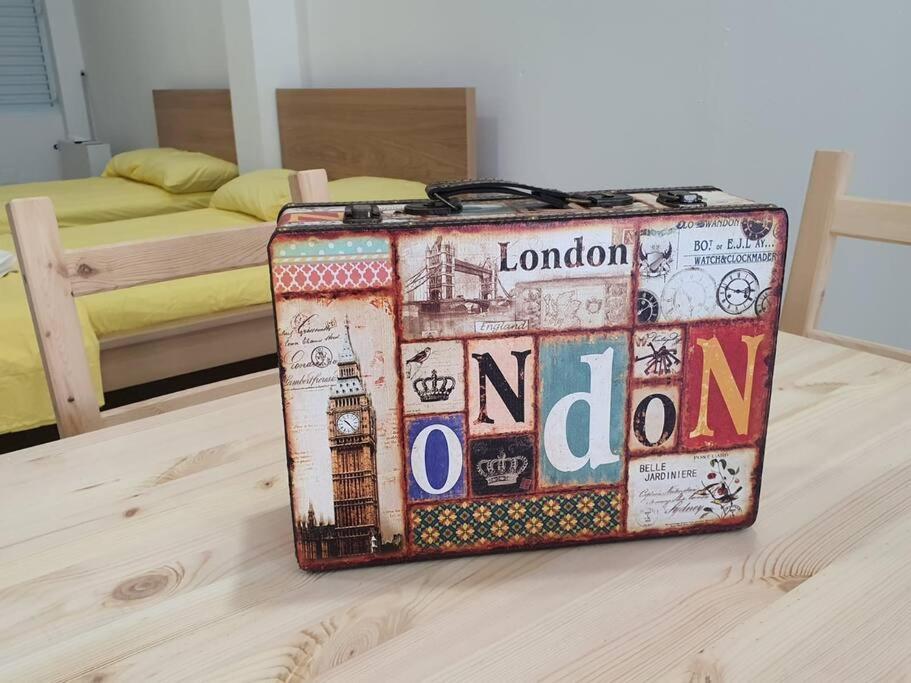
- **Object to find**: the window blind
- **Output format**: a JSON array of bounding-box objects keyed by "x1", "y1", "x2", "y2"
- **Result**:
[{"x1": 0, "y1": 0, "x2": 55, "y2": 106}]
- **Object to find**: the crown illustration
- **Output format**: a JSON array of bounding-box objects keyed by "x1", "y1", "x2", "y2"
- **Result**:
[
  {"x1": 413, "y1": 370, "x2": 456, "y2": 402},
  {"x1": 476, "y1": 449, "x2": 529, "y2": 486}
]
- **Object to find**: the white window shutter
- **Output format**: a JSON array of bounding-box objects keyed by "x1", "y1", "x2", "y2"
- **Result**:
[{"x1": 0, "y1": 0, "x2": 55, "y2": 106}]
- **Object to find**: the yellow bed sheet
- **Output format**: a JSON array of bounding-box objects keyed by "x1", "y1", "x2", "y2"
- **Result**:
[
  {"x1": 327, "y1": 176, "x2": 425, "y2": 202},
  {"x1": 0, "y1": 263, "x2": 103, "y2": 435},
  {"x1": 0, "y1": 176, "x2": 211, "y2": 234},
  {"x1": 48, "y1": 208, "x2": 270, "y2": 338},
  {"x1": 0, "y1": 208, "x2": 262, "y2": 433},
  {"x1": 0, "y1": 175, "x2": 428, "y2": 434}
]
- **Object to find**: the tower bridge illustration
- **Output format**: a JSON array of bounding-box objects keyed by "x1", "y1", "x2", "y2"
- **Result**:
[
  {"x1": 404, "y1": 237, "x2": 513, "y2": 309},
  {"x1": 402, "y1": 237, "x2": 517, "y2": 337}
]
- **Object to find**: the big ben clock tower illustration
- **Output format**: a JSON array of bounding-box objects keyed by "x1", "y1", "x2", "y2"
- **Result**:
[{"x1": 323, "y1": 317, "x2": 382, "y2": 558}]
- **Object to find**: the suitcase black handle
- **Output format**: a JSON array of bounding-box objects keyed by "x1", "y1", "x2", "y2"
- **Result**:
[
  {"x1": 403, "y1": 179, "x2": 634, "y2": 215},
  {"x1": 428, "y1": 180, "x2": 573, "y2": 210}
]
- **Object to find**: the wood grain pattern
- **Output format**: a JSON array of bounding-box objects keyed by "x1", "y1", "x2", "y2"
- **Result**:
[
  {"x1": 1, "y1": 333, "x2": 910, "y2": 681},
  {"x1": 277, "y1": 88, "x2": 476, "y2": 182},
  {"x1": 67, "y1": 222, "x2": 273, "y2": 296},
  {"x1": 153, "y1": 89, "x2": 237, "y2": 162},
  {"x1": 6, "y1": 198, "x2": 102, "y2": 436},
  {"x1": 103, "y1": 369, "x2": 278, "y2": 427},
  {"x1": 691, "y1": 510, "x2": 911, "y2": 681},
  {"x1": 289, "y1": 169, "x2": 330, "y2": 203}
]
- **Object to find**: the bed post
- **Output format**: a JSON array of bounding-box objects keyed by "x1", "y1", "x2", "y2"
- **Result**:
[
  {"x1": 7, "y1": 197, "x2": 103, "y2": 437},
  {"x1": 289, "y1": 169, "x2": 330, "y2": 203}
]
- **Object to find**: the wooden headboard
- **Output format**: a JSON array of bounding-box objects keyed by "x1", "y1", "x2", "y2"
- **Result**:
[
  {"x1": 276, "y1": 88, "x2": 476, "y2": 182},
  {"x1": 152, "y1": 89, "x2": 237, "y2": 163}
]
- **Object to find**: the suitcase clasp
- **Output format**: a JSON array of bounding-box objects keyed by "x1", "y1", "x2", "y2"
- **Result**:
[{"x1": 343, "y1": 203, "x2": 383, "y2": 223}]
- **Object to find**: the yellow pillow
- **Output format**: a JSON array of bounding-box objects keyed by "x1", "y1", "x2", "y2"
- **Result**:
[
  {"x1": 103, "y1": 148, "x2": 238, "y2": 194},
  {"x1": 209, "y1": 169, "x2": 294, "y2": 221}
]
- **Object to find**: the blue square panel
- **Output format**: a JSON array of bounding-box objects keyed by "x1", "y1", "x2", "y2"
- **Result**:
[{"x1": 406, "y1": 413, "x2": 467, "y2": 502}]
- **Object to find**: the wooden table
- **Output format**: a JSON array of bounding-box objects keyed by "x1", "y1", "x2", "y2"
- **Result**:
[{"x1": 3, "y1": 332, "x2": 911, "y2": 682}]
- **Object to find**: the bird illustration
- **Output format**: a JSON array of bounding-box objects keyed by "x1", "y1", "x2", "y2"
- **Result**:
[{"x1": 405, "y1": 347, "x2": 431, "y2": 378}]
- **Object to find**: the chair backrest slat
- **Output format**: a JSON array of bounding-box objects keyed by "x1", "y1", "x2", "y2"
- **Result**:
[
  {"x1": 832, "y1": 196, "x2": 911, "y2": 245},
  {"x1": 781, "y1": 150, "x2": 911, "y2": 362},
  {"x1": 5, "y1": 170, "x2": 332, "y2": 438}
]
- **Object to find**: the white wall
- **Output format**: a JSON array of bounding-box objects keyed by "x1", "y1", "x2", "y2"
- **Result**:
[
  {"x1": 45, "y1": 0, "x2": 91, "y2": 140},
  {"x1": 0, "y1": 109, "x2": 65, "y2": 184},
  {"x1": 223, "y1": 0, "x2": 303, "y2": 171},
  {"x1": 73, "y1": 0, "x2": 229, "y2": 153},
  {"x1": 300, "y1": 0, "x2": 911, "y2": 349},
  {"x1": 0, "y1": 0, "x2": 88, "y2": 184}
]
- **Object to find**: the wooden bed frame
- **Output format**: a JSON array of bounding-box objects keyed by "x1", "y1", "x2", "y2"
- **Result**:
[
  {"x1": 277, "y1": 88, "x2": 476, "y2": 182},
  {"x1": 94, "y1": 88, "x2": 476, "y2": 394},
  {"x1": 95, "y1": 88, "x2": 245, "y2": 390},
  {"x1": 152, "y1": 89, "x2": 237, "y2": 162},
  {"x1": 8, "y1": 171, "x2": 334, "y2": 437}
]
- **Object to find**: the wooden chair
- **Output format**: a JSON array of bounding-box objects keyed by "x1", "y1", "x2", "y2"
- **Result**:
[
  {"x1": 780, "y1": 150, "x2": 911, "y2": 362},
  {"x1": 6, "y1": 169, "x2": 329, "y2": 438}
]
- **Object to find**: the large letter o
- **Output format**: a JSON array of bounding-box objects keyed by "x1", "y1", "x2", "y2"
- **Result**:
[
  {"x1": 633, "y1": 393, "x2": 676, "y2": 447},
  {"x1": 410, "y1": 424, "x2": 463, "y2": 494}
]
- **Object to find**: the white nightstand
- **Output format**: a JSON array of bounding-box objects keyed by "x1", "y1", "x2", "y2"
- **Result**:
[{"x1": 56, "y1": 140, "x2": 112, "y2": 178}]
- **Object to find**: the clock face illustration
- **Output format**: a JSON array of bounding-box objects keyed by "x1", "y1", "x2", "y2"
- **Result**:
[
  {"x1": 336, "y1": 412, "x2": 360, "y2": 434},
  {"x1": 636, "y1": 290, "x2": 660, "y2": 324},
  {"x1": 310, "y1": 345, "x2": 332, "y2": 368},
  {"x1": 755, "y1": 287, "x2": 773, "y2": 317},
  {"x1": 742, "y1": 217, "x2": 773, "y2": 241},
  {"x1": 717, "y1": 269, "x2": 760, "y2": 315},
  {"x1": 659, "y1": 268, "x2": 716, "y2": 321}
]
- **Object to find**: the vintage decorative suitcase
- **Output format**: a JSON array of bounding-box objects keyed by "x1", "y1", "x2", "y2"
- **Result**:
[{"x1": 268, "y1": 181, "x2": 787, "y2": 570}]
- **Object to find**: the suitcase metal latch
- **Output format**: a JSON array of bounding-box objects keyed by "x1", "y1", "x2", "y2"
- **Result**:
[
  {"x1": 656, "y1": 190, "x2": 705, "y2": 207},
  {"x1": 343, "y1": 203, "x2": 383, "y2": 223},
  {"x1": 583, "y1": 192, "x2": 635, "y2": 208}
]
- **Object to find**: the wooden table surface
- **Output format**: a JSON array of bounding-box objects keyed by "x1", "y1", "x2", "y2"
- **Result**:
[{"x1": 3, "y1": 332, "x2": 911, "y2": 682}]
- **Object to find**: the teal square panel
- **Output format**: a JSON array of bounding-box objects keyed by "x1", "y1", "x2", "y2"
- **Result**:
[{"x1": 538, "y1": 332, "x2": 628, "y2": 487}]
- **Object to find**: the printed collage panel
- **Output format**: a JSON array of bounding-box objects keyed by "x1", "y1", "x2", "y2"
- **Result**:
[
  {"x1": 271, "y1": 208, "x2": 784, "y2": 567},
  {"x1": 396, "y1": 220, "x2": 633, "y2": 340},
  {"x1": 634, "y1": 212, "x2": 784, "y2": 325},
  {"x1": 627, "y1": 449, "x2": 758, "y2": 532},
  {"x1": 274, "y1": 293, "x2": 405, "y2": 563},
  {"x1": 272, "y1": 233, "x2": 393, "y2": 294}
]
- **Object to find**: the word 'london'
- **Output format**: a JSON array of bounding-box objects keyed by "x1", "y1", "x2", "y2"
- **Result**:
[
  {"x1": 423, "y1": 333, "x2": 765, "y2": 477},
  {"x1": 498, "y1": 235, "x2": 628, "y2": 272}
]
